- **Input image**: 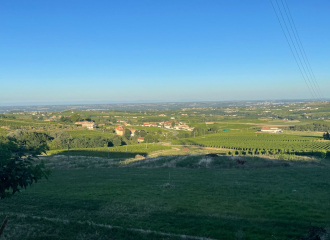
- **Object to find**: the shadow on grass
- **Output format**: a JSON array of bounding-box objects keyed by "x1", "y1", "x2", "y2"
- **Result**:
[{"x1": 50, "y1": 150, "x2": 148, "y2": 159}]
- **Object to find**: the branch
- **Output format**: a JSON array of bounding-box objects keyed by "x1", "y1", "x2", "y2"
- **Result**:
[{"x1": 0, "y1": 216, "x2": 9, "y2": 237}]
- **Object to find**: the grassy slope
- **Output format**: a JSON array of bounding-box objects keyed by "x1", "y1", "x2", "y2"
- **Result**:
[{"x1": 1, "y1": 157, "x2": 330, "y2": 240}]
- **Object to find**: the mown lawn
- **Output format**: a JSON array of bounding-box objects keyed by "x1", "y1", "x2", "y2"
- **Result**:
[{"x1": 1, "y1": 157, "x2": 330, "y2": 240}]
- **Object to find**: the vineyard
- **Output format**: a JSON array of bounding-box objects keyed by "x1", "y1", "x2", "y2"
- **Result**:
[
  {"x1": 173, "y1": 132, "x2": 330, "y2": 156},
  {"x1": 47, "y1": 144, "x2": 172, "y2": 158}
]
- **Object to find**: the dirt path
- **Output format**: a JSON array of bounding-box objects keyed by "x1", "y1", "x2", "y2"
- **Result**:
[{"x1": 4, "y1": 212, "x2": 220, "y2": 240}]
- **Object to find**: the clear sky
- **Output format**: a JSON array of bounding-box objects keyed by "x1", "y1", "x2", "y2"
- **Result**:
[{"x1": 1, "y1": 0, "x2": 329, "y2": 105}]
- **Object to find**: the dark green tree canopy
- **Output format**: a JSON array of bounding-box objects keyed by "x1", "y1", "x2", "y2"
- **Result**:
[
  {"x1": 0, "y1": 136, "x2": 51, "y2": 199},
  {"x1": 124, "y1": 129, "x2": 131, "y2": 139},
  {"x1": 71, "y1": 113, "x2": 82, "y2": 123}
]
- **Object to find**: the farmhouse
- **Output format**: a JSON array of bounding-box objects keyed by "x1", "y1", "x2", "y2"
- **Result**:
[
  {"x1": 75, "y1": 121, "x2": 96, "y2": 130},
  {"x1": 137, "y1": 137, "x2": 144, "y2": 143},
  {"x1": 260, "y1": 128, "x2": 283, "y2": 133},
  {"x1": 115, "y1": 126, "x2": 124, "y2": 136}
]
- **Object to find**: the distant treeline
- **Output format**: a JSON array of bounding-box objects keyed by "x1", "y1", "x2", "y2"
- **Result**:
[
  {"x1": 6, "y1": 129, "x2": 125, "y2": 151},
  {"x1": 0, "y1": 114, "x2": 16, "y2": 119},
  {"x1": 289, "y1": 123, "x2": 330, "y2": 132},
  {"x1": 4, "y1": 129, "x2": 173, "y2": 151}
]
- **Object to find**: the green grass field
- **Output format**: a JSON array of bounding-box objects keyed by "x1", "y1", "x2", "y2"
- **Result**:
[{"x1": 1, "y1": 154, "x2": 330, "y2": 240}]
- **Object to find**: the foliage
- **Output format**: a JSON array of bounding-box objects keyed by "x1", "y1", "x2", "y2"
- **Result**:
[
  {"x1": 48, "y1": 131, "x2": 72, "y2": 149},
  {"x1": 289, "y1": 123, "x2": 330, "y2": 132},
  {"x1": 112, "y1": 137, "x2": 122, "y2": 147},
  {"x1": 70, "y1": 113, "x2": 82, "y2": 123},
  {"x1": 59, "y1": 116, "x2": 72, "y2": 123},
  {"x1": 144, "y1": 134, "x2": 159, "y2": 143},
  {"x1": 138, "y1": 130, "x2": 147, "y2": 137},
  {"x1": 0, "y1": 137, "x2": 51, "y2": 199},
  {"x1": 7, "y1": 129, "x2": 50, "y2": 154},
  {"x1": 124, "y1": 129, "x2": 131, "y2": 139},
  {"x1": 323, "y1": 131, "x2": 330, "y2": 140}
]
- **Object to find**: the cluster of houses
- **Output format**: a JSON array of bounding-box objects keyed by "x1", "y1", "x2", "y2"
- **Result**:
[
  {"x1": 114, "y1": 126, "x2": 139, "y2": 136},
  {"x1": 44, "y1": 115, "x2": 59, "y2": 122},
  {"x1": 114, "y1": 126, "x2": 144, "y2": 142},
  {"x1": 142, "y1": 121, "x2": 194, "y2": 131},
  {"x1": 72, "y1": 118, "x2": 194, "y2": 144}
]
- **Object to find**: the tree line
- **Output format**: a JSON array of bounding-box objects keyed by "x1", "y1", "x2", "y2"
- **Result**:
[
  {"x1": 289, "y1": 123, "x2": 330, "y2": 132},
  {"x1": 6, "y1": 129, "x2": 124, "y2": 150}
]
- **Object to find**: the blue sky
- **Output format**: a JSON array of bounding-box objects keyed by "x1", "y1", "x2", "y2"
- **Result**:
[{"x1": 1, "y1": 0, "x2": 329, "y2": 105}]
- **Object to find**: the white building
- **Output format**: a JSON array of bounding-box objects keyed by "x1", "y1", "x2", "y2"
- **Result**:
[{"x1": 260, "y1": 128, "x2": 283, "y2": 133}]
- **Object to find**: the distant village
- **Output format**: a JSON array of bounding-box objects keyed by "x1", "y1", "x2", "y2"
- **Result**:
[{"x1": 72, "y1": 117, "x2": 196, "y2": 143}]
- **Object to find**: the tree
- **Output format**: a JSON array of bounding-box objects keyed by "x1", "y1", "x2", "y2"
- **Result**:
[
  {"x1": 323, "y1": 131, "x2": 330, "y2": 140},
  {"x1": 49, "y1": 131, "x2": 72, "y2": 149},
  {"x1": 0, "y1": 135, "x2": 51, "y2": 199},
  {"x1": 71, "y1": 113, "x2": 81, "y2": 123},
  {"x1": 210, "y1": 125, "x2": 219, "y2": 133},
  {"x1": 59, "y1": 116, "x2": 72, "y2": 123},
  {"x1": 84, "y1": 116, "x2": 92, "y2": 121},
  {"x1": 0, "y1": 137, "x2": 51, "y2": 237},
  {"x1": 7, "y1": 130, "x2": 50, "y2": 153},
  {"x1": 193, "y1": 127, "x2": 202, "y2": 137},
  {"x1": 124, "y1": 129, "x2": 131, "y2": 139},
  {"x1": 112, "y1": 137, "x2": 122, "y2": 147},
  {"x1": 0, "y1": 151, "x2": 50, "y2": 199},
  {"x1": 139, "y1": 130, "x2": 147, "y2": 137}
]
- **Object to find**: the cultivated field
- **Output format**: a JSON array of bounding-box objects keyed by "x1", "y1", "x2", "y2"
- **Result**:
[{"x1": 173, "y1": 132, "x2": 330, "y2": 156}]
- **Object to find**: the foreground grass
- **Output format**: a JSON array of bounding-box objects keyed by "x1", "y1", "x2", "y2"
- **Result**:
[{"x1": 1, "y1": 154, "x2": 330, "y2": 240}]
